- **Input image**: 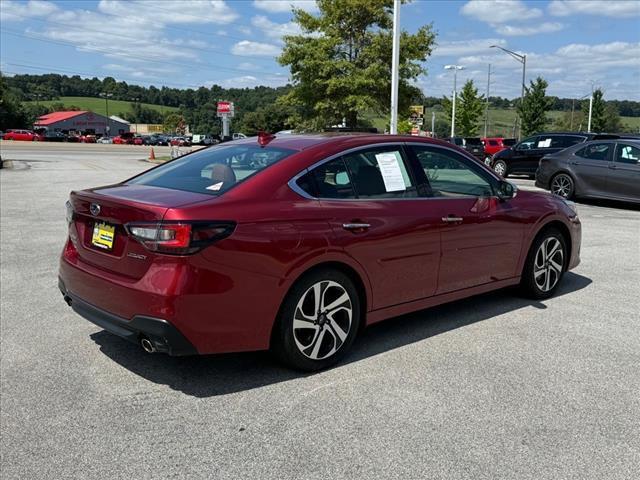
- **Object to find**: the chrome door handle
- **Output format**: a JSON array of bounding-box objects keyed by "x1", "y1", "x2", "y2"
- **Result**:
[
  {"x1": 342, "y1": 223, "x2": 371, "y2": 230},
  {"x1": 442, "y1": 216, "x2": 464, "y2": 223}
]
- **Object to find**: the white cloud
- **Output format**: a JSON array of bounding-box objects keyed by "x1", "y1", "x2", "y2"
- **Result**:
[
  {"x1": 253, "y1": 0, "x2": 318, "y2": 13},
  {"x1": 251, "y1": 15, "x2": 302, "y2": 42},
  {"x1": 548, "y1": 0, "x2": 640, "y2": 18},
  {"x1": 97, "y1": 0, "x2": 239, "y2": 25},
  {"x1": 460, "y1": 0, "x2": 542, "y2": 24},
  {"x1": 432, "y1": 38, "x2": 508, "y2": 57},
  {"x1": 451, "y1": 41, "x2": 640, "y2": 99},
  {"x1": 237, "y1": 62, "x2": 261, "y2": 71},
  {"x1": 0, "y1": 0, "x2": 58, "y2": 22},
  {"x1": 496, "y1": 22, "x2": 564, "y2": 36},
  {"x1": 460, "y1": 1, "x2": 564, "y2": 36},
  {"x1": 231, "y1": 40, "x2": 281, "y2": 57},
  {"x1": 213, "y1": 73, "x2": 288, "y2": 88}
]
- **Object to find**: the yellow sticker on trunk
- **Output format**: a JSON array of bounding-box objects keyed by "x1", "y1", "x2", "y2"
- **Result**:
[{"x1": 92, "y1": 222, "x2": 115, "y2": 250}]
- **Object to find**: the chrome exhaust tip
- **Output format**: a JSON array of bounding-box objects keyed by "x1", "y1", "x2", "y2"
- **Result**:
[{"x1": 140, "y1": 337, "x2": 156, "y2": 353}]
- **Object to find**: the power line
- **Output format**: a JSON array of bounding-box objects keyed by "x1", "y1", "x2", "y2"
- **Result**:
[
  {"x1": 1, "y1": 29, "x2": 285, "y2": 78},
  {"x1": 3, "y1": 10, "x2": 279, "y2": 66}
]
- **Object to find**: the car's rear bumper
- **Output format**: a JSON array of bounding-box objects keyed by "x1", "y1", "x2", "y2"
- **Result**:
[{"x1": 59, "y1": 277, "x2": 197, "y2": 356}]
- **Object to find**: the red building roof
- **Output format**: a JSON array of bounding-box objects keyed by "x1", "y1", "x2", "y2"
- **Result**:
[{"x1": 35, "y1": 111, "x2": 88, "y2": 125}]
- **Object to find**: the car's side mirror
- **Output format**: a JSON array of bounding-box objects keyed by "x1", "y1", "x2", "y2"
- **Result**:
[{"x1": 497, "y1": 180, "x2": 517, "y2": 201}]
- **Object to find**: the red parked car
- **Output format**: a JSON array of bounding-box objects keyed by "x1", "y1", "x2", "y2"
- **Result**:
[
  {"x1": 3, "y1": 129, "x2": 43, "y2": 141},
  {"x1": 59, "y1": 134, "x2": 581, "y2": 370},
  {"x1": 113, "y1": 132, "x2": 135, "y2": 144},
  {"x1": 481, "y1": 137, "x2": 517, "y2": 165}
]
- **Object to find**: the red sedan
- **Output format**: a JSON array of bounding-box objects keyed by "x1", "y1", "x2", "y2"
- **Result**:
[
  {"x1": 59, "y1": 134, "x2": 581, "y2": 370},
  {"x1": 3, "y1": 129, "x2": 43, "y2": 141}
]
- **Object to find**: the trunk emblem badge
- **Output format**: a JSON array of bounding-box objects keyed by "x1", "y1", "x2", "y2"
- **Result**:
[{"x1": 90, "y1": 203, "x2": 101, "y2": 216}]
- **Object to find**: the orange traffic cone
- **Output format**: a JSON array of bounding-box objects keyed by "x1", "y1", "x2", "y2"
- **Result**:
[{"x1": 149, "y1": 147, "x2": 156, "y2": 160}]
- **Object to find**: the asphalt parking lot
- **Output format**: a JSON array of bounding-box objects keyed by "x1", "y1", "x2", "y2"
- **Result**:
[{"x1": 1, "y1": 141, "x2": 639, "y2": 479}]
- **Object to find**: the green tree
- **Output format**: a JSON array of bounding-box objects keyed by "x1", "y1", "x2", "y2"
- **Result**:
[
  {"x1": 441, "y1": 80, "x2": 484, "y2": 136},
  {"x1": 162, "y1": 112, "x2": 183, "y2": 134},
  {"x1": 278, "y1": 0, "x2": 435, "y2": 130},
  {"x1": 583, "y1": 88, "x2": 622, "y2": 132},
  {"x1": 0, "y1": 75, "x2": 29, "y2": 130},
  {"x1": 518, "y1": 76, "x2": 553, "y2": 136}
]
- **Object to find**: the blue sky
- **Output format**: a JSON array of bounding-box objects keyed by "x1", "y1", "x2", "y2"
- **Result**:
[{"x1": 1, "y1": 0, "x2": 639, "y2": 100}]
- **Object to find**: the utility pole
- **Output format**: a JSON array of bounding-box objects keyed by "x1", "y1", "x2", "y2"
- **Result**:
[
  {"x1": 588, "y1": 94, "x2": 593, "y2": 133},
  {"x1": 431, "y1": 111, "x2": 435, "y2": 138},
  {"x1": 445, "y1": 65, "x2": 464, "y2": 138},
  {"x1": 389, "y1": 0, "x2": 401, "y2": 134},
  {"x1": 484, "y1": 63, "x2": 491, "y2": 138}
]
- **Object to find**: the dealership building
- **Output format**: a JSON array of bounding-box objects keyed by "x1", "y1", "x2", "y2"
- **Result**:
[{"x1": 34, "y1": 111, "x2": 130, "y2": 136}]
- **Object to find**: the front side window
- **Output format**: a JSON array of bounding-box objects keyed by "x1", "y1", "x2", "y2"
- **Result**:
[
  {"x1": 411, "y1": 146, "x2": 494, "y2": 197},
  {"x1": 616, "y1": 144, "x2": 640, "y2": 165},
  {"x1": 575, "y1": 143, "x2": 611, "y2": 161},
  {"x1": 128, "y1": 144, "x2": 295, "y2": 195},
  {"x1": 518, "y1": 136, "x2": 538, "y2": 150},
  {"x1": 342, "y1": 147, "x2": 416, "y2": 198}
]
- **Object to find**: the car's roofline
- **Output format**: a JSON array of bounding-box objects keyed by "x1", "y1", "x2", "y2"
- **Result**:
[{"x1": 227, "y1": 133, "x2": 455, "y2": 151}]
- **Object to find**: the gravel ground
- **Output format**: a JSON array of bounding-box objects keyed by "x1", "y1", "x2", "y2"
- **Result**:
[{"x1": 1, "y1": 142, "x2": 639, "y2": 479}]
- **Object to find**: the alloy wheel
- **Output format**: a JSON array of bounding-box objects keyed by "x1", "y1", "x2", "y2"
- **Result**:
[
  {"x1": 293, "y1": 280, "x2": 353, "y2": 360},
  {"x1": 551, "y1": 174, "x2": 572, "y2": 198},
  {"x1": 534, "y1": 237, "x2": 564, "y2": 292},
  {"x1": 494, "y1": 161, "x2": 506, "y2": 176}
]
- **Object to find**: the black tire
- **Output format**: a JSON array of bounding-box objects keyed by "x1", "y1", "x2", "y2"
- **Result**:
[
  {"x1": 272, "y1": 269, "x2": 361, "y2": 371},
  {"x1": 494, "y1": 159, "x2": 508, "y2": 178},
  {"x1": 520, "y1": 228, "x2": 567, "y2": 300},
  {"x1": 550, "y1": 173, "x2": 575, "y2": 199}
]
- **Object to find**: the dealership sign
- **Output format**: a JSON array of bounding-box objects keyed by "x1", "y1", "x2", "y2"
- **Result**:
[{"x1": 217, "y1": 101, "x2": 235, "y2": 117}]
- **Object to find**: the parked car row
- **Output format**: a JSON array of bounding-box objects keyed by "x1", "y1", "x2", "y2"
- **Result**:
[
  {"x1": 445, "y1": 136, "x2": 517, "y2": 165},
  {"x1": 476, "y1": 131, "x2": 639, "y2": 203}
]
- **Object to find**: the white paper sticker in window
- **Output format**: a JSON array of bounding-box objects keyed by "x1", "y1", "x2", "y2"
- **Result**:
[
  {"x1": 206, "y1": 182, "x2": 224, "y2": 191},
  {"x1": 375, "y1": 151, "x2": 407, "y2": 192},
  {"x1": 538, "y1": 138, "x2": 552, "y2": 148}
]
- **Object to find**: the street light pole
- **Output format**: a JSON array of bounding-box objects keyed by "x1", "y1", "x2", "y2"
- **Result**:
[
  {"x1": 490, "y1": 45, "x2": 526, "y2": 139},
  {"x1": 484, "y1": 63, "x2": 491, "y2": 138},
  {"x1": 100, "y1": 92, "x2": 113, "y2": 136},
  {"x1": 445, "y1": 65, "x2": 464, "y2": 138},
  {"x1": 389, "y1": 0, "x2": 401, "y2": 134}
]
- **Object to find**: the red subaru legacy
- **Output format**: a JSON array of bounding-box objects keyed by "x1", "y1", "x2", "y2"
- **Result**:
[{"x1": 59, "y1": 134, "x2": 581, "y2": 370}]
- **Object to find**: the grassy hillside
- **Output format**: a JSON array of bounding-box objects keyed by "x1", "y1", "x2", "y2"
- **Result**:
[
  {"x1": 24, "y1": 96, "x2": 179, "y2": 117},
  {"x1": 369, "y1": 108, "x2": 640, "y2": 136}
]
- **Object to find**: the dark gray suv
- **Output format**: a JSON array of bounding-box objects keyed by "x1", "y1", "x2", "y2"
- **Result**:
[
  {"x1": 490, "y1": 132, "x2": 619, "y2": 178},
  {"x1": 535, "y1": 139, "x2": 640, "y2": 204}
]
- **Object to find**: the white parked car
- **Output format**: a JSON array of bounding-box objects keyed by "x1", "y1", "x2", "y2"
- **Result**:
[{"x1": 97, "y1": 137, "x2": 113, "y2": 144}]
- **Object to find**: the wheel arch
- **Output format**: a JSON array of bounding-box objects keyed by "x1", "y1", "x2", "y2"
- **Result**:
[
  {"x1": 270, "y1": 259, "x2": 371, "y2": 348},
  {"x1": 521, "y1": 219, "x2": 573, "y2": 275},
  {"x1": 550, "y1": 170, "x2": 578, "y2": 196}
]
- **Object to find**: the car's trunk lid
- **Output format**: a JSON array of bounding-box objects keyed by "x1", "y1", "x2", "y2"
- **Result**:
[{"x1": 70, "y1": 184, "x2": 212, "y2": 279}]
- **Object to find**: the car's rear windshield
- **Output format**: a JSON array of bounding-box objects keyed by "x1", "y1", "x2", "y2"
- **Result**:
[
  {"x1": 128, "y1": 144, "x2": 296, "y2": 195},
  {"x1": 464, "y1": 137, "x2": 483, "y2": 145}
]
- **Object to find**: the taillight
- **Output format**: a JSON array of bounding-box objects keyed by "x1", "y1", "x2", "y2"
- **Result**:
[
  {"x1": 126, "y1": 222, "x2": 235, "y2": 255},
  {"x1": 65, "y1": 200, "x2": 74, "y2": 225}
]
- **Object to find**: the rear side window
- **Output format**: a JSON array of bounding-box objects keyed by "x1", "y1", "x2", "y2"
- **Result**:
[
  {"x1": 561, "y1": 135, "x2": 586, "y2": 148},
  {"x1": 310, "y1": 158, "x2": 356, "y2": 199},
  {"x1": 128, "y1": 144, "x2": 295, "y2": 195},
  {"x1": 575, "y1": 143, "x2": 611, "y2": 161},
  {"x1": 616, "y1": 144, "x2": 640, "y2": 165}
]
